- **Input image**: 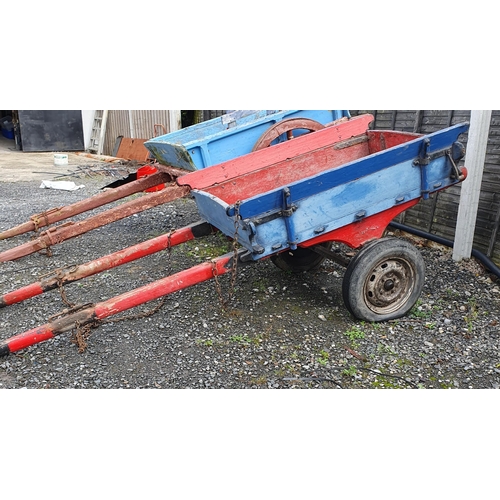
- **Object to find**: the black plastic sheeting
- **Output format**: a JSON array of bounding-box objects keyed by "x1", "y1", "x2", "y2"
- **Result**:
[{"x1": 389, "y1": 222, "x2": 500, "y2": 279}]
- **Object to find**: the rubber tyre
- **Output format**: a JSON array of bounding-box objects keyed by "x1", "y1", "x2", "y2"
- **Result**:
[
  {"x1": 342, "y1": 238, "x2": 425, "y2": 322},
  {"x1": 271, "y1": 242, "x2": 332, "y2": 273}
]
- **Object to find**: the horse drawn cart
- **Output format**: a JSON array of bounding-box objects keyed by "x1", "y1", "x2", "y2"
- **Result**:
[{"x1": 0, "y1": 110, "x2": 468, "y2": 357}]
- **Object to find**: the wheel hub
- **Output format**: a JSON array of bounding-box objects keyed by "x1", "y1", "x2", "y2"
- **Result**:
[
  {"x1": 364, "y1": 259, "x2": 415, "y2": 313},
  {"x1": 383, "y1": 279, "x2": 395, "y2": 291}
]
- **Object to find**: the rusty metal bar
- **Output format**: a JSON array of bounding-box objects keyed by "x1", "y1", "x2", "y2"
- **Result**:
[
  {"x1": 0, "y1": 221, "x2": 215, "y2": 308},
  {"x1": 0, "y1": 251, "x2": 238, "y2": 357},
  {"x1": 0, "y1": 183, "x2": 191, "y2": 263},
  {"x1": 0, "y1": 171, "x2": 172, "y2": 240}
]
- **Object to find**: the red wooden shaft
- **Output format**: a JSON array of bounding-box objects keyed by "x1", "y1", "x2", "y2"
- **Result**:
[
  {"x1": 0, "y1": 253, "x2": 234, "y2": 357},
  {"x1": 0, "y1": 184, "x2": 191, "y2": 262},
  {"x1": 3, "y1": 325, "x2": 56, "y2": 354},
  {"x1": 0, "y1": 283, "x2": 44, "y2": 307},
  {"x1": 94, "y1": 255, "x2": 232, "y2": 320},
  {"x1": 0, "y1": 171, "x2": 171, "y2": 240},
  {"x1": 0, "y1": 223, "x2": 211, "y2": 308}
]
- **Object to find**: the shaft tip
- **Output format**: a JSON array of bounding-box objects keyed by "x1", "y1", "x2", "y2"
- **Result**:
[{"x1": 0, "y1": 344, "x2": 10, "y2": 358}]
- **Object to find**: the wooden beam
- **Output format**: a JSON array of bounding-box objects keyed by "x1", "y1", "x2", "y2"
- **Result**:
[{"x1": 452, "y1": 110, "x2": 492, "y2": 261}]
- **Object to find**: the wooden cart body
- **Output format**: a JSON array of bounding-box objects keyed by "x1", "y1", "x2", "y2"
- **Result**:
[{"x1": 181, "y1": 120, "x2": 468, "y2": 260}]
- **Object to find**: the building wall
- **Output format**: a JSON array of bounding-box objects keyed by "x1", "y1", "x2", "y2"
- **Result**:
[{"x1": 102, "y1": 110, "x2": 181, "y2": 156}]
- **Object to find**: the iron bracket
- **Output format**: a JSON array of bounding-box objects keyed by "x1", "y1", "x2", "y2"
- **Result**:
[
  {"x1": 412, "y1": 139, "x2": 466, "y2": 199},
  {"x1": 282, "y1": 187, "x2": 298, "y2": 249}
]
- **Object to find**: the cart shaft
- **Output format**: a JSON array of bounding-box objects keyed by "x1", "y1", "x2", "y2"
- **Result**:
[
  {"x1": 0, "y1": 221, "x2": 215, "y2": 308},
  {"x1": 0, "y1": 171, "x2": 172, "y2": 240},
  {"x1": 0, "y1": 251, "x2": 238, "y2": 357},
  {"x1": 0, "y1": 183, "x2": 191, "y2": 262}
]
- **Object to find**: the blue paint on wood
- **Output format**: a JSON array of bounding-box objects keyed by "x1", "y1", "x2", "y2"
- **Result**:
[
  {"x1": 144, "y1": 110, "x2": 349, "y2": 170},
  {"x1": 191, "y1": 122, "x2": 469, "y2": 261},
  {"x1": 228, "y1": 123, "x2": 469, "y2": 219}
]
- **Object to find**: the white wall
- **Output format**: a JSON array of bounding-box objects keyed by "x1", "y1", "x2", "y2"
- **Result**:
[{"x1": 81, "y1": 110, "x2": 95, "y2": 150}]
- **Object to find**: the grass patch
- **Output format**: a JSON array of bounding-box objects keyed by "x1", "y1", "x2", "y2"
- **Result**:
[{"x1": 185, "y1": 232, "x2": 233, "y2": 259}]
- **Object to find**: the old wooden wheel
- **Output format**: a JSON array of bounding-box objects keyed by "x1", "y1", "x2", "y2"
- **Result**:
[{"x1": 251, "y1": 117, "x2": 325, "y2": 151}]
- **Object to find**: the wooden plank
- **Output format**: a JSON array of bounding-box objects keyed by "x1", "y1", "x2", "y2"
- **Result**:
[
  {"x1": 116, "y1": 138, "x2": 150, "y2": 161},
  {"x1": 178, "y1": 115, "x2": 374, "y2": 190},
  {"x1": 206, "y1": 141, "x2": 371, "y2": 205},
  {"x1": 230, "y1": 123, "x2": 469, "y2": 220}
]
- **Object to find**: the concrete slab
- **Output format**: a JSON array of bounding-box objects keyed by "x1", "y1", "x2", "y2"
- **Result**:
[{"x1": 0, "y1": 135, "x2": 125, "y2": 183}]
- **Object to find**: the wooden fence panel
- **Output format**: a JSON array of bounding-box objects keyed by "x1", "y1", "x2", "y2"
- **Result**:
[{"x1": 350, "y1": 110, "x2": 500, "y2": 265}]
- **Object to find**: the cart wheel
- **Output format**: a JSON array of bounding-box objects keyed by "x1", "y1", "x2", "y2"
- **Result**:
[
  {"x1": 342, "y1": 238, "x2": 425, "y2": 322},
  {"x1": 271, "y1": 242, "x2": 332, "y2": 273},
  {"x1": 252, "y1": 118, "x2": 325, "y2": 151}
]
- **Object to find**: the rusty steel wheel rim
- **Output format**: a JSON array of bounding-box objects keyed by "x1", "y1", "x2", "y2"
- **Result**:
[{"x1": 363, "y1": 257, "x2": 416, "y2": 315}]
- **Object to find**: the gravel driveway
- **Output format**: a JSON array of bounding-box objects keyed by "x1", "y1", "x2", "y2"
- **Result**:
[{"x1": 1, "y1": 176, "x2": 499, "y2": 389}]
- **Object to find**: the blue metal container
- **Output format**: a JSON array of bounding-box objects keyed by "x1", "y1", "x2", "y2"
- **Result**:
[{"x1": 144, "y1": 110, "x2": 349, "y2": 171}]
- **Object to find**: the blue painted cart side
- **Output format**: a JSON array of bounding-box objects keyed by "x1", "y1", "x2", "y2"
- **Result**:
[
  {"x1": 144, "y1": 110, "x2": 349, "y2": 171},
  {"x1": 191, "y1": 123, "x2": 469, "y2": 261}
]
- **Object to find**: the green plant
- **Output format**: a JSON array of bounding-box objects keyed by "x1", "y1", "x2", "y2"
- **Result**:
[
  {"x1": 186, "y1": 233, "x2": 233, "y2": 259},
  {"x1": 195, "y1": 338, "x2": 213, "y2": 347},
  {"x1": 344, "y1": 326, "x2": 365, "y2": 342},
  {"x1": 229, "y1": 334, "x2": 250, "y2": 344},
  {"x1": 465, "y1": 298, "x2": 479, "y2": 332},
  {"x1": 377, "y1": 343, "x2": 397, "y2": 356},
  {"x1": 252, "y1": 278, "x2": 268, "y2": 293},
  {"x1": 317, "y1": 350, "x2": 329, "y2": 366},
  {"x1": 409, "y1": 299, "x2": 433, "y2": 319},
  {"x1": 342, "y1": 365, "x2": 357, "y2": 377},
  {"x1": 251, "y1": 375, "x2": 268, "y2": 386}
]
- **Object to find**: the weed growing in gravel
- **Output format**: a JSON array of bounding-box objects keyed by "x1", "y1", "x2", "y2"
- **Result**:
[
  {"x1": 342, "y1": 365, "x2": 357, "y2": 377},
  {"x1": 342, "y1": 325, "x2": 365, "y2": 349},
  {"x1": 371, "y1": 376, "x2": 403, "y2": 389},
  {"x1": 229, "y1": 334, "x2": 250, "y2": 344},
  {"x1": 445, "y1": 288, "x2": 460, "y2": 299},
  {"x1": 464, "y1": 298, "x2": 479, "y2": 332},
  {"x1": 195, "y1": 338, "x2": 213, "y2": 347},
  {"x1": 251, "y1": 375, "x2": 268, "y2": 386},
  {"x1": 377, "y1": 343, "x2": 397, "y2": 356},
  {"x1": 185, "y1": 232, "x2": 233, "y2": 259},
  {"x1": 409, "y1": 299, "x2": 433, "y2": 319},
  {"x1": 252, "y1": 278, "x2": 268, "y2": 293},
  {"x1": 317, "y1": 350, "x2": 329, "y2": 366},
  {"x1": 344, "y1": 326, "x2": 365, "y2": 342}
]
